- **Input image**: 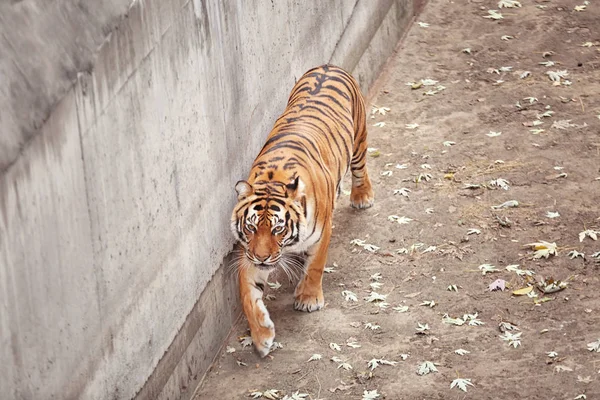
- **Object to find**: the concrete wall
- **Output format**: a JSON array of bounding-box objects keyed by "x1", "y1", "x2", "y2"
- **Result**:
[
  {"x1": 0, "y1": 0, "x2": 134, "y2": 171},
  {"x1": 0, "y1": 1, "x2": 417, "y2": 399}
]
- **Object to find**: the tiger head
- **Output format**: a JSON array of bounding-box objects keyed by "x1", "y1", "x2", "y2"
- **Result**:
[{"x1": 231, "y1": 177, "x2": 307, "y2": 270}]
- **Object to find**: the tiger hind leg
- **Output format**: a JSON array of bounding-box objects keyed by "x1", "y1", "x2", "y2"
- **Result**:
[
  {"x1": 239, "y1": 258, "x2": 275, "y2": 357},
  {"x1": 349, "y1": 122, "x2": 374, "y2": 209},
  {"x1": 294, "y1": 224, "x2": 331, "y2": 312}
]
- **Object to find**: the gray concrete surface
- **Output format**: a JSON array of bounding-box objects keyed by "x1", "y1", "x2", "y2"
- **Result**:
[
  {"x1": 0, "y1": 0, "x2": 134, "y2": 172},
  {"x1": 0, "y1": 0, "x2": 418, "y2": 399}
]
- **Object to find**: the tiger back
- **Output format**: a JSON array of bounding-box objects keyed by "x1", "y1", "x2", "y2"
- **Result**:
[{"x1": 231, "y1": 64, "x2": 374, "y2": 357}]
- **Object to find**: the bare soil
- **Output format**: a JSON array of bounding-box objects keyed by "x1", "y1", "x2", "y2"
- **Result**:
[{"x1": 195, "y1": 0, "x2": 600, "y2": 398}]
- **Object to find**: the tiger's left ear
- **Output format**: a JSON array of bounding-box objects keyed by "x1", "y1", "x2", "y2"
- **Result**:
[
  {"x1": 286, "y1": 176, "x2": 305, "y2": 201},
  {"x1": 235, "y1": 180, "x2": 253, "y2": 200}
]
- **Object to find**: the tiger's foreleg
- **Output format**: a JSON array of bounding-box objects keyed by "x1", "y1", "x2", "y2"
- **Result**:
[
  {"x1": 294, "y1": 223, "x2": 332, "y2": 312},
  {"x1": 238, "y1": 259, "x2": 275, "y2": 357}
]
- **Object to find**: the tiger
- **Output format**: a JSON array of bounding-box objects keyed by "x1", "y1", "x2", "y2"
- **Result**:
[{"x1": 230, "y1": 64, "x2": 374, "y2": 357}]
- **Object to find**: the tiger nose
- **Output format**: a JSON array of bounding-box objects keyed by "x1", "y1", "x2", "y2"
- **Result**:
[{"x1": 255, "y1": 254, "x2": 270, "y2": 262}]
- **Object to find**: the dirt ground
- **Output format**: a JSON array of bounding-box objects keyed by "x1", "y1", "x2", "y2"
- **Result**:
[{"x1": 194, "y1": 0, "x2": 600, "y2": 398}]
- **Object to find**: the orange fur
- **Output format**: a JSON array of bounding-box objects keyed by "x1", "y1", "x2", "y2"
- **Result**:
[
  {"x1": 238, "y1": 258, "x2": 274, "y2": 357},
  {"x1": 231, "y1": 65, "x2": 373, "y2": 356}
]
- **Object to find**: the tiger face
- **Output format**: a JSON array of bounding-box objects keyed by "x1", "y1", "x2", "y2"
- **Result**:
[{"x1": 231, "y1": 178, "x2": 307, "y2": 270}]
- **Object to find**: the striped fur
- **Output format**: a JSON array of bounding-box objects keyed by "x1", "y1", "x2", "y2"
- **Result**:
[{"x1": 231, "y1": 65, "x2": 374, "y2": 356}]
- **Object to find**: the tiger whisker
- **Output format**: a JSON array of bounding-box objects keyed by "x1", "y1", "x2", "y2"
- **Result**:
[
  {"x1": 225, "y1": 249, "x2": 247, "y2": 280},
  {"x1": 278, "y1": 260, "x2": 297, "y2": 282},
  {"x1": 278, "y1": 254, "x2": 305, "y2": 283}
]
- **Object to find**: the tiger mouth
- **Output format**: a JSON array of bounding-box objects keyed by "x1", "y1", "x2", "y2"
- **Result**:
[
  {"x1": 247, "y1": 257, "x2": 280, "y2": 270},
  {"x1": 256, "y1": 263, "x2": 276, "y2": 270}
]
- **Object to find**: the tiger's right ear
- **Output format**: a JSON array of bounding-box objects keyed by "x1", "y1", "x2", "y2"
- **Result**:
[{"x1": 235, "y1": 180, "x2": 253, "y2": 200}]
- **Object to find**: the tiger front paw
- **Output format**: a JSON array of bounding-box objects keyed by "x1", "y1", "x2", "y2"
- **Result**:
[
  {"x1": 250, "y1": 324, "x2": 276, "y2": 358},
  {"x1": 294, "y1": 281, "x2": 324, "y2": 312},
  {"x1": 244, "y1": 296, "x2": 276, "y2": 357}
]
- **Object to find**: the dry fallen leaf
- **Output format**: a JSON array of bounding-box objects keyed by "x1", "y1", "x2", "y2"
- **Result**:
[
  {"x1": 364, "y1": 291, "x2": 387, "y2": 303},
  {"x1": 489, "y1": 178, "x2": 510, "y2": 190},
  {"x1": 546, "y1": 70, "x2": 569, "y2": 83},
  {"x1": 393, "y1": 187, "x2": 411, "y2": 197},
  {"x1": 250, "y1": 389, "x2": 281, "y2": 399},
  {"x1": 478, "y1": 263, "x2": 499, "y2": 275},
  {"x1": 538, "y1": 277, "x2": 567, "y2": 293},
  {"x1": 577, "y1": 375, "x2": 592, "y2": 384},
  {"x1": 554, "y1": 365, "x2": 573, "y2": 373},
  {"x1": 417, "y1": 361, "x2": 438, "y2": 375},
  {"x1": 342, "y1": 290, "x2": 358, "y2": 302},
  {"x1": 443, "y1": 314, "x2": 465, "y2": 326},
  {"x1": 492, "y1": 200, "x2": 519, "y2": 209},
  {"x1": 489, "y1": 279, "x2": 507, "y2": 291},
  {"x1": 498, "y1": 0, "x2": 521, "y2": 7},
  {"x1": 524, "y1": 241, "x2": 557, "y2": 259},
  {"x1": 388, "y1": 215, "x2": 413, "y2": 224},
  {"x1": 240, "y1": 335, "x2": 253, "y2": 348},
  {"x1": 579, "y1": 229, "x2": 599, "y2": 242},
  {"x1": 512, "y1": 286, "x2": 533, "y2": 296},
  {"x1": 483, "y1": 9, "x2": 504, "y2": 19},
  {"x1": 371, "y1": 106, "x2": 391, "y2": 115},
  {"x1": 350, "y1": 239, "x2": 380, "y2": 253},
  {"x1": 450, "y1": 378, "x2": 475, "y2": 392},
  {"x1": 568, "y1": 250, "x2": 585, "y2": 259},
  {"x1": 420, "y1": 300, "x2": 436, "y2": 308},
  {"x1": 506, "y1": 264, "x2": 535, "y2": 276},
  {"x1": 364, "y1": 322, "x2": 381, "y2": 331},
  {"x1": 500, "y1": 331, "x2": 522, "y2": 348},
  {"x1": 362, "y1": 389, "x2": 380, "y2": 400},
  {"x1": 282, "y1": 391, "x2": 309, "y2": 400},
  {"x1": 587, "y1": 338, "x2": 600, "y2": 352},
  {"x1": 367, "y1": 358, "x2": 398, "y2": 370}
]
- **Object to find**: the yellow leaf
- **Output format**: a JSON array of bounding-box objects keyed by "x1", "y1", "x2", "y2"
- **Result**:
[
  {"x1": 534, "y1": 297, "x2": 553, "y2": 304},
  {"x1": 512, "y1": 286, "x2": 533, "y2": 296},
  {"x1": 444, "y1": 173, "x2": 454, "y2": 180}
]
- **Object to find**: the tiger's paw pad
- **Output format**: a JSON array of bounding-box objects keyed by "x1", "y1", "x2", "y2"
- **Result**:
[
  {"x1": 251, "y1": 325, "x2": 275, "y2": 358},
  {"x1": 350, "y1": 189, "x2": 374, "y2": 209}
]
